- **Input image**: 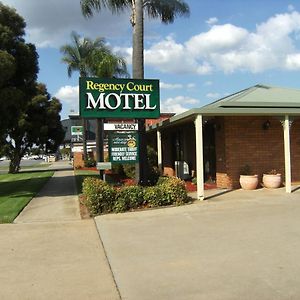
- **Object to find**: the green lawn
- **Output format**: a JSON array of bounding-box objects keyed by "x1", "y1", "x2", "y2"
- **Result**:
[
  {"x1": 0, "y1": 171, "x2": 54, "y2": 223},
  {"x1": 0, "y1": 163, "x2": 51, "y2": 171},
  {"x1": 74, "y1": 170, "x2": 100, "y2": 194}
]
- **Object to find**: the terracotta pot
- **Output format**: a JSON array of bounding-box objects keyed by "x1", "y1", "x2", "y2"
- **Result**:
[
  {"x1": 239, "y1": 175, "x2": 259, "y2": 190},
  {"x1": 262, "y1": 174, "x2": 281, "y2": 188}
]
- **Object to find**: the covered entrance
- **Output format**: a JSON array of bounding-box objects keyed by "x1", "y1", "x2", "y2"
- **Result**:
[{"x1": 149, "y1": 84, "x2": 300, "y2": 200}]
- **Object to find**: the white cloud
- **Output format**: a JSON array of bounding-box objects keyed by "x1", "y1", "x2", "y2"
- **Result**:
[
  {"x1": 160, "y1": 82, "x2": 183, "y2": 89},
  {"x1": 206, "y1": 93, "x2": 221, "y2": 99},
  {"x1": 187, "y1": 83, "x2": 196, "y2": 89},
  {"x1": 206, "y1": 17, "x2": 218, "y2": 26},
  {"x1": 285, "y1": 53, "x2": 300, "y2": 69},
  {"x1": 141, "y1": 11, "x2": 300, "y2": 74},
  {"x1": 204, "y1": 81, "x2": 213, "y2": 86},
  {"x1": 2, "y1": 0, "x2": 130, "y2": 48},
  {"x1": 288, "y1": 4, "x2": 295, "y2": 12},
  {"x1": 161, "y1": 96, "x2": 199, "y2": 114},
  {"x1": 55, "y1": 85, "x2": 79, "y2": 115}
]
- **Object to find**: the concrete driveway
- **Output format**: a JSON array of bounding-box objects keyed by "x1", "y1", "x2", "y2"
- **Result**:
[{"x1": 95, "y1": 187, "x2": 300, "y2": 300}]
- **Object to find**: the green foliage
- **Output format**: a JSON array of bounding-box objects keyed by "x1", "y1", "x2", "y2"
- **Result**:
[
  {"x1": 82, "y1": 176, "x2": 189, "y2": 216},
  {"x1": 239, "y1": 164, "x2": 252, "y2": 175},
  {"x1": 143, "y1": 186, "x2": 164, "y2": 207},
  {"x1": 82, "y1": 177, "x2": 116, "y2": 215},
  {"x1": 84, "y1": 157, "x2": 96, "y2": 167},
  {"x1": 123, "y1": 164, "x2": 135, "y2": 179},
  {"x1": 114, "y1": 185, "x2": 144, "y2": 213},
  {"x1": 158, "y1": 176, "x2": 188, "y2": 206},
  {"x1": 0, "y1": 4, "x2": 64, "y2": 173},
  {"x1": 192, "y1": 177, "x2": 197, "y2": 185},
  {"x1": 0, "y1": 171, "x2": 53, "y2": 223}
]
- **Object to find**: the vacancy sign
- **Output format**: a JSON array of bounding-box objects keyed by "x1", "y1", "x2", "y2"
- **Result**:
[
  {"x1": 104, "y1": 123, "x2": 138, "y2": 131},
  {"x1": 79, "y1": 77, "x2": 160, "y2": 119}
]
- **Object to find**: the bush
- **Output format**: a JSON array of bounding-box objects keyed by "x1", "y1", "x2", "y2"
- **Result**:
[
  {"x1": 158, "y1": 177, "x2": 189, "y2": 205},
  {"x1": 82, "y1": 175, "x2": 189, "y2": 216},
  {"x1": 84, "y1": 158, "x2": 96, "y2": 168},
  {"x1": 143, "y1": 186, "x2": 164, "y2": 207},
  {"x1": 114, "y1": 185, "x2": 144, "y2": 212},
  {"x1": 123, "y1": 164, "x2": 135, "y2": 179},
  {"x1": 82, "y1": 177, "x2": 116, "y2": 215}
]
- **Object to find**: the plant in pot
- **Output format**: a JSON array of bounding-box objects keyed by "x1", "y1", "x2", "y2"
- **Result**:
[
  {"x1": 239, "y1": 165, "x2": 259, "y2": 190},
  {"x1": 262, "y1": 169, "x2": 281, "y2": 188}
]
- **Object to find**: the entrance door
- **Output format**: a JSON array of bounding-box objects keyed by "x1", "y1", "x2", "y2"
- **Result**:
[{"x1": 203, "y1": 122, "x2": 216, "y2": 182}]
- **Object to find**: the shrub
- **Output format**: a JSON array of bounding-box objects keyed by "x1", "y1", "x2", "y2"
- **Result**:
[
  {"x1": 114, "y1": 185, "x2": 144, "y2": 213},
  {"x1": 143, "y1": 186, "x2": 164, "y2": 207},
  {"x1": 159, "y1": 177, "x2": 189, "y2": 205},
  {"x1": 192, "y1": 177, "x2": 197, "y2": 185},
  {"x1": 123, "y1": 164, "x2": 135, "y2": 179},
  {"x1": 82, "y1": 177, "x2": 116, "y2": 215},
  {"x1": 84, "y1": 158, "x2": 96, "y2": 168}
]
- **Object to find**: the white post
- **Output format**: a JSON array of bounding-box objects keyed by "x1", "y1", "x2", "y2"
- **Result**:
[
  {"x1": 283, "y1": 115, "x2": 292, "y2": 193},
  {"x1": 195, "y1": 115, "x2": 204, "y2": 200},
  {"x1": 157, "y1": 130, "x2": 162, "y2": 173}
]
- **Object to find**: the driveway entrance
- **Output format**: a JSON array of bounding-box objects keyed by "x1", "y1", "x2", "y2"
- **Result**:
[{"x1": 96, "y1": 188, "x2": 300, "y2": 300}]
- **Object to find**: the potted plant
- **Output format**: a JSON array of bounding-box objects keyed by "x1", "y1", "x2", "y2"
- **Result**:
[
  {"x1": 262, "y1": 170, "x2": 281, "y2": 188},
  {"x1": 239, "y1": 165, "x2": 259, "y2": 190}
]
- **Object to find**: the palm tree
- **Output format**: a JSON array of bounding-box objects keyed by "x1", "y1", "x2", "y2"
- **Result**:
[
  {"x1": 60, "y1": 31, "x2": 106, "y2": 162},
  {"x1": 80, "y1": 0, "x2": 190, "y2": 183},
  {"x1": 90, "y1": 47, "x2": 128, "y2": 173}
]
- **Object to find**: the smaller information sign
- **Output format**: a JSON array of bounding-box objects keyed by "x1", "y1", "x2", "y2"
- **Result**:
[
  {"x1": 71, "y1": 126, "x2": 83, "y2": 136},
  {"x1": 109, "y1": 133, "x2": 139, "y2": 163}
]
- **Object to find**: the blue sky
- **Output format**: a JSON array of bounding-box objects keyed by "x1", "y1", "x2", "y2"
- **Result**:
[{"x1": 3, "y1": 0, "x2": 300, "y2": 119}]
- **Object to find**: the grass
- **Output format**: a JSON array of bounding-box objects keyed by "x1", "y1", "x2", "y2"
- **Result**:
[
  {"x1": 0, "y1": 171, "x2": 54, "y2": 223},
  {"x1": 74, "y1": 170, "x2": 100, "y2": 194},
  {"x1": 0, "y1": 163, "x2": 51, "y2": 171}
]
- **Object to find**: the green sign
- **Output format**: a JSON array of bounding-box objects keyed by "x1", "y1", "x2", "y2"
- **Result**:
[
  {"x1": 109, "y1": 133, "x2": 139, "y2": 164},
  {"x1": 71, "y1": 126, "x2": 83, "y2": 135},
  {"x1": 79, "y1": 78, "x2": 160, "y2": 119}
]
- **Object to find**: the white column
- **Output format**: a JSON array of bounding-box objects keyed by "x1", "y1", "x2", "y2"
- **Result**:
[
  {"x1": 283, "y1": 115, "x2": 292, "y2": 193},
  {"x1": 195, "y1": 115, "x2": 204, "y2": 200},
  {"x1": 157, "y1": 130, "x2": 162, "y2": 173}
]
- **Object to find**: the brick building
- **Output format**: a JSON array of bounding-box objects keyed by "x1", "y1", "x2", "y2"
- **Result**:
[
  {"x1": 62, "y1": 113, "x2": 174, "y2": 168},
  {"x1": 147, "y1": 84, "x2": 300, "y2": 200}
]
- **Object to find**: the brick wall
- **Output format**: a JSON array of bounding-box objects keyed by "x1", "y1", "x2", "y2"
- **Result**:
[{"x1": 216, "y1": 116, "x2": 300, "y2": 189}]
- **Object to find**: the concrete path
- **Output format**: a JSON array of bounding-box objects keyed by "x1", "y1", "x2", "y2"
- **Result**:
[
  {"x1": 1, "y1": 165, "x2": 120, "y2": 300},
  {"x1": 14, "y1": 170, "x2": 80, "y2": 223},
  {"x1": 95, "y1": 187, "x2": 300, "y2": 300}
]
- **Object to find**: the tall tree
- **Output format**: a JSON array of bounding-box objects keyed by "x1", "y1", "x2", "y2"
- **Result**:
[
  {"x1": 90, "y1": 45, "x2": 128, "y2": 177},
  {"x1": 80, "y1": 0, "x2": 190, "y2": 184},
  {"x1": 60, "y1": 31, "x2": 106, "y2": 163},
  {"x1": 0, "y1": 2, "x2": 38, "y2": 139},
  {"x1": 3, "y1": 83, "x2": 64, "y2": 173}
]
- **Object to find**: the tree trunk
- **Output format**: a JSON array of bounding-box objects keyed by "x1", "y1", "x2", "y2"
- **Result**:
[
  {"x1": 8, "y1": 147, "x2": 22, "y2": 174},
  {"x1": 132, "y1": 0, "x2": 149, "y2": 185},
  {"x1": 82, "y1": 117, "x2": 88, "y2": 163},
  {"x1": 132, "y1": 0, "x2": 144, "y2": 78},
  {"x1": 80, "y1": 72, "x2": 88, "y2": 164},
  {"x1": 95, "y1": 118, "x2": 104, "y2": 180}
]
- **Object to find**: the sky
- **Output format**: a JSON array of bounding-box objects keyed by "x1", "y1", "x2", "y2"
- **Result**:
[{"x1": 3, "y1": 0, "x2": 300, "y2": 120}]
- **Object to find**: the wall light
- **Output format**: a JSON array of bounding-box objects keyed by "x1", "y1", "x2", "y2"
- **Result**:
[{"x1": 262, "y1": 120, "x2": 271, "y2": 130}]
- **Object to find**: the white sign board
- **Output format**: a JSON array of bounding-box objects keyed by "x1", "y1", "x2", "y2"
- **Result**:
[
  {"x1": 96, "y1": 162, "x2": 112, "y2": 170},
  {"x1": 104, "y1": 123, "x2": 138, "y2": 131}
]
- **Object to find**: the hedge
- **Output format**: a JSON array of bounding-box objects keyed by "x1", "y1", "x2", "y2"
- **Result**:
[{"x1": 82, "y1": 176, "x2": 189, "y2": 215}]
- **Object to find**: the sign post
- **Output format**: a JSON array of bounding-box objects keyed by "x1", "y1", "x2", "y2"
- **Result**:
[{"x1": 79, "y1": 77, "x2": 160, "y2": 184}]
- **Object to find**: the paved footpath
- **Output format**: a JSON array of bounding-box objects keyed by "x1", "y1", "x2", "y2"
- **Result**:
[{"x1": 0, "y1": 162, "x2": 120, "y2": 300}]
